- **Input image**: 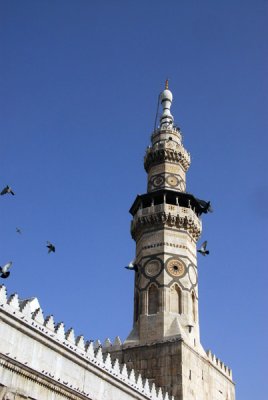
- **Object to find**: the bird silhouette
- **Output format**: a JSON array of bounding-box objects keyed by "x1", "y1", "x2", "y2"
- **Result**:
[
  {"x1": 196, "y1": 198, "x2": 213, "y2": 214},
  {"x1": 16, "y1": 227, "x2": 22, "y2": 234},
  {"x1": 46, "y1": 241, "x2": 56, "y2": 253},
  {"x1": 197, "y1": 241, "x2": 210, "y2": 256},
  {"x1": 1, "y1": 185, "x2": 15, "y2": 196},
  {"x1": 125, "y1": 261, "x2": 138, "y2": 272},
  {"x1": 0, "y1": 262, "x2": 12, "y2": 278}
]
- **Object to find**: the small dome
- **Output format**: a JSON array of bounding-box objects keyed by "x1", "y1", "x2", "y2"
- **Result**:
[{"x1": 161, "y1": 89, "x2": 173, "y2": 102}]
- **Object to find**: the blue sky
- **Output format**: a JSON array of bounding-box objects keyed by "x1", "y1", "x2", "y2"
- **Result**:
[{"x1": 0, "y1": 1, "x2": 267, "y2": 398}]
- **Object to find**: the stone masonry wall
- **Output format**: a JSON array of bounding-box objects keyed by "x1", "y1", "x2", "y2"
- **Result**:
[
  {"x1": 105, "y1": 339, "x2": 235, "y2": 400},
  {"x1": 105, "y1": 339, "x2": 183, "y2": 399}
]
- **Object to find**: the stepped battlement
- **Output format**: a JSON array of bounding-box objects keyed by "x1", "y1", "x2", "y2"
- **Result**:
[{"x1": 0, "y1": 285, "x2": 174, "y2": 400}]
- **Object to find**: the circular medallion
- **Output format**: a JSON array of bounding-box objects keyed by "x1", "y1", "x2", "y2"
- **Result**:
[
  {"x1": 145, "y1": 260, "x2": 161, "y2": 277},
  {"x1": 166, "y1": 175, "x2": 179, "y2": 187},
  {"x1": 188, "y1": 264, "x2": 197, "y2": 286},
  {"x1": 151, "y1": 175, "x2": 164, "y2": 188},
  {"x1": 166, "y1": 258, "x2": 185, "y2": 277}
]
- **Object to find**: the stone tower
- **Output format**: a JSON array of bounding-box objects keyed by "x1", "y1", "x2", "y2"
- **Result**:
[
  {"x1": 106, "y1": 82, "x2": 236, "y2": 400},
  {"x1": 126, "y1": 80, "x2": 202, "y2": 349}
]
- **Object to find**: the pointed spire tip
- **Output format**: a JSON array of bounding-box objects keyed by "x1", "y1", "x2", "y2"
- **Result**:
[{"x1": 165, "y1": 79, "x2": 169, "y2": 89}]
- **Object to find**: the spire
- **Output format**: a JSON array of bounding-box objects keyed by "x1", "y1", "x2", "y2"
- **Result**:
[
  {"x1": 160, "y1": 80, "x2": 174, "y2": 129},
  {"x1": 165, "y1": 79, "x2": 169, "y2": 89}
]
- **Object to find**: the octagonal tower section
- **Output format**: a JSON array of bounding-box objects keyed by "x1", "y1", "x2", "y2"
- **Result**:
[{"x1": 126, "y1": 82, "x2": 204, "y2": 352}]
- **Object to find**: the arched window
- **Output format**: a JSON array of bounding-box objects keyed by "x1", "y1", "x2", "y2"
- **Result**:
[
  {"x1": 134, "y1": 292, "x2": 139, "y2": 322},
  {"x1": 191, "y1": 291, "x2": 196, "y2": 322},
  {"x1": 170, "y1": 284, "x2": 182, "y2": 314},
  {"x1": 148, "y1": 284, "x2": 159, "y2": 315}
]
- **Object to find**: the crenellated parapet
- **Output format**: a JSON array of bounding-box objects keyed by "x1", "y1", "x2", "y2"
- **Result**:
[
  {"x1": 206, "y1": 349, "x2": 233, "y2": 379},
  {"x1": 0, "y1": 285, "x2": 174, "y2": 400},
  {"x1": 131, "y1": 203, "x2": 202, "y2": 241}
]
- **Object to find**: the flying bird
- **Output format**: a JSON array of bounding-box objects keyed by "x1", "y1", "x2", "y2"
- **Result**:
[
  {"x1": 125, "y1": 260, "x2": 138, "y2": 272},
  {"x1": 196, "y1": 198, "x2": 213, "y2": 214},
  {"x1": 46, "y1": 241, "x2": 56, "y2": 253},
  {"x1": 197, "y1": 241, "x2": 210, "y2": 256},
  {"x1": 0, "y1": 185, "x2": 15, "y2": 196},
  {"x1": 16, "y1": 227, "x2": 22, "y2": 234},
  {"x1": 0, "y1": 261, "x2": 12, "y2": 279}
]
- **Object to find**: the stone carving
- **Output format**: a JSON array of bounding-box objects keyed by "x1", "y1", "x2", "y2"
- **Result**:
[
  {"x1": 144, "y1": 146, "x2": 190, "y2": 173},
  {"x1": 166, "y1": 259, "x2": 185, "y2": 277},
  {"x1": 131, "y1": 207, "x2": 202, "y2": 241},
  {"x1": 145, "y1": 260, "x2": 161, "y2": 277}
]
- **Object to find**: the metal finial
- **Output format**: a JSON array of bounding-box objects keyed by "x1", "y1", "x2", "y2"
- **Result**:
[{"x1": 165, "y1": 79, "x2": 169, "y2": 89}]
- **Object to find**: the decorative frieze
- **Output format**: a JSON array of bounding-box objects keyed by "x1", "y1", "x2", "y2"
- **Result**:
[
  {"x1": 131, "y1": 205, "x2": 201, "y2": 241},
  {"x1": 144, "y1": 145, "x2": 190, "y2": 173}
]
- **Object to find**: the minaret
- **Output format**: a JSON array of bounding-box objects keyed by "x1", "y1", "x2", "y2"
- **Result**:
[
  {"x1": 105, "y1": 83, "x2": 235, "y2": 400},
  {"x1": 126, "y1": 81, "x2": 208, "y2": 349}
]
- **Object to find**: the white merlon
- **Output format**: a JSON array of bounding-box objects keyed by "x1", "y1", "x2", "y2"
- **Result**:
[
  {"x1": 55, "y1": 321, "x2": 65, "y2": 340},
  {"x1": 85, "y1": 340, "x2": 95, "y2": 357},
  {"x1": 76, "y1": 335, "x2": 85, "y2": 349},
  {"x1": 65, "y1": 327, "x2": 76, "y2": 343},
  {"x1": 95, "y1": 346, "x2": 103, "y2": 363},
  {"x1": 94, "y1": 339, "x2": 102, "y2": 349},
  {"x1": 151, "y1": 383, "x2": 157, "y2": 397},
  {"x1": 129, "y1": 368, "x2": 136, "y2": 384},
  {"x1": 136, "y1": 373, "x2": 143, "y2": 389},
  {"x1": 44, "y1": 314, "x2": 55, "y2": 331},
  {"x1": 7, "y1": 293, "x2": 19, "y2": 309},
  {"x1": 113, "y1": 335, "x2": 122, "y2": 346},
  {"x1": 104, "y1": 337, "x2": 112, "y2": 348},
  {"x1": 121, "y1": 363, "x2": 129, "y2": 379},
  {"x1": 164, "y1": 392, "x2": 170, "y2": 400},
  {"x1": 113, "y1": 358, "x2": 121, "y2": 375},
  {"x1": 206, "y1": 349, "x2": 232, "y2": 378},
  {"x1": 158, "y1": 387, "x2": 163, "y2": 400},
  {"x1": 143, "y1": 378, "x2": 150, "y2": 395},
  {"x1": 32, "y1": 307, "x2": 45, "y2": 324},
  {"x1": 104, "y1": 353, "x2": 113, "y2": 369}
]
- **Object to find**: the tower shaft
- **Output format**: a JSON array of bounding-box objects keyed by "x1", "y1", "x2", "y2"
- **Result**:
[{"x1": 105, "y1": 84, "x2": 235, "y2": 400}]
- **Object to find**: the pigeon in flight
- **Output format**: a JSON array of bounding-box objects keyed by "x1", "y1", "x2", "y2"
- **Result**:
[
  {"x1": 16, "y1": 227, "x2": 22, "y2": 234},
  {"x1": 197, "y1": 241, "x2": 210, "y2": 256},
  {"x1": 1, "y1": 185, "x2": 15, "y2": 196},
  {"x1": 125, "y1": 261, "x2": 138, "y2": 272},
  {"x1": 196, "y1": 198, "x2": 213, "y2": 214},
  {"x1": 0, "y1": 262, "x2": 12, "y2": 279},
  {"x1": 46, "y1": 241, "x2": 56, "y2": 253}
]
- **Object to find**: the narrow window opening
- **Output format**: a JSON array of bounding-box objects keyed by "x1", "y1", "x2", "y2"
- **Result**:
[
  {"x1": 189, "y1": 370, "x2": 191, "y2": 380},
  {"x1": 192, "y1": 291, "x2": 196, "y2": 322},
  {"x1": 134, "y1": 292, "x2": 139, "y2": 322},
  {"x1": 170, "y1": 284, "x2": 182, "y2": 314},
  {"x1": 148, "y1": 285, "x2": 159, "y2": 315}
]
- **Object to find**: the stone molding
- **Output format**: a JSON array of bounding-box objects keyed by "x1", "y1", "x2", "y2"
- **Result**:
[
  {"x1": 131, "y1": 205, "x2": 201, "y2": 241},
  {"x1": 0, "y1": 285, "x2": 174, "y2": 400},
  {"x1": 144, "y1": 146, "x2": 190, "y2": 173}
]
